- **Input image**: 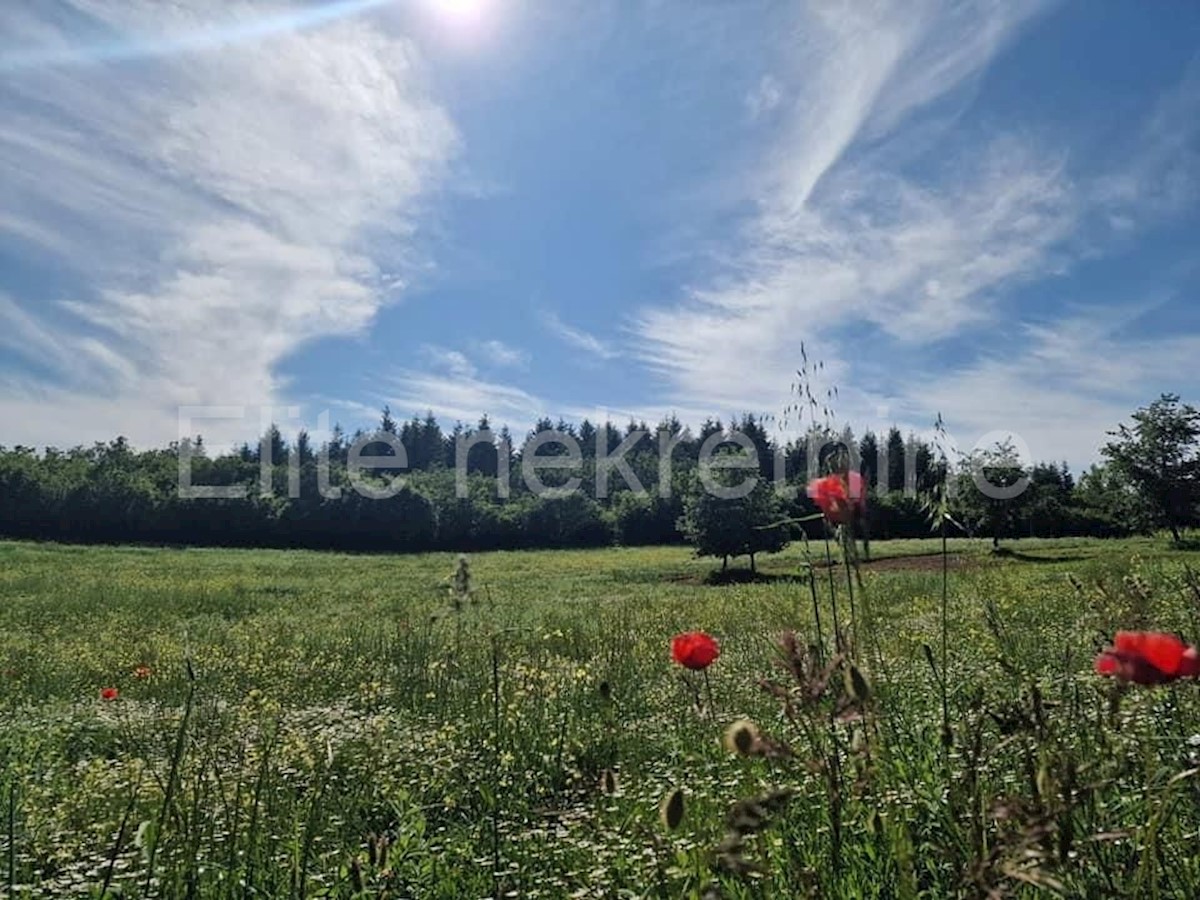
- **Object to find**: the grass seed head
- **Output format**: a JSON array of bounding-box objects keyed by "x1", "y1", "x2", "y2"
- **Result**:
[
  {"x1": 847, "y1": 664, "x2": 871, "y2": 703},
  {"x1": 723, "y1": 719, "x2": 760, "y2": 756},
  {"x1": 660, "y1": 788, "x2": 686, "y2": 830},
  {"x1": 599, "y1": 769, "x2": 618, "y2": 795}
]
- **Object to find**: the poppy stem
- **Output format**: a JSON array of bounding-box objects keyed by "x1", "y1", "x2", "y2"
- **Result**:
[
  {"x1": 841, "y1": 526, "x2": 858, "y2": 656},
  {"x1": 807, "y1": 563, "x2": 825, "y2": 665},
  {"x1": 823, "y1": 524, "x2": 842, "y2": 652},
  {"x1": 702, "y1": 668, "x2": 716, "y2": 722}
]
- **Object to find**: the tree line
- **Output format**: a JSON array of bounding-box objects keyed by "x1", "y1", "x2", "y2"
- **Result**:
[{"x1": 0, "y1": 395, "x2": 1196, "y2": 558}]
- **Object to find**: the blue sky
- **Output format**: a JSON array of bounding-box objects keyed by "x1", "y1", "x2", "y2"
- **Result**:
[{"x1": 0, "y1": 0, "x2": 1197, "y2": 469}]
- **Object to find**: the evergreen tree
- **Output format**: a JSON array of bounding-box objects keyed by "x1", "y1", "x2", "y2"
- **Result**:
[
  {"x1": 859, "y1": 431, "x2": 879, "y2": 489},
  {"x1": 884, "y1": 427, "x2": 906, "y2": 493},
  {"x1": 380, "y1": 405, "x2": 398, "y2": 435},
  {"x1": 578, "y1": 419, "x2": 597, "y2": 457}
]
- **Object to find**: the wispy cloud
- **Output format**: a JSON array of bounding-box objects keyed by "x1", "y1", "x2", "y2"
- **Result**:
[
  {"x1": 1092, "y1": 59, "x2": 1200, "y2": 228},
  {"x1": 0, "y1": 0, "x2": 456, "y2": 448},
  {"x1": 907, "y1": 304, "x2": 1200, "y2": 468},
  {"x1": 475, "y1": 339, "x2": 530, "y2": 369},
  {"x1": 631, "y1": 0, "x2": 1198, "y2": 464},
  {"x1": 745, "y1": 74, "x2": 782, "y2": 121},
  {"x1": 384, "y1": 370, "x2": 545, "y2": 427},
  {"x1": 542, "y1": 312, "x2": 619, "y2": 360},
  {"x1": 421, "y1": 345, "x2": 478, "y2": 378}
]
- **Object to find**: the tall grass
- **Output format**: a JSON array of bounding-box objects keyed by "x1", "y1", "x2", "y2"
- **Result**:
[{"x1": 0, "y1": 538, "x2": 1198, "y2": 897}]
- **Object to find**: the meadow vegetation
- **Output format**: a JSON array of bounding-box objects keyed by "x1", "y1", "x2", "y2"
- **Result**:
[{"x1": 3, "y1": 535, "x2": 1200, "y2": 897}]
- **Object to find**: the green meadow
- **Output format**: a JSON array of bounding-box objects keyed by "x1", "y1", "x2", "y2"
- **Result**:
[{"x1": 3, "y1": 536, "x2": 1200, "y2": 898}]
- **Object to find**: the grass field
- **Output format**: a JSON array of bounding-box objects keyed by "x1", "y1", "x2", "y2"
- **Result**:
[{"x1": 3, "y1": 536, "x2": 1200, "y2": 898}]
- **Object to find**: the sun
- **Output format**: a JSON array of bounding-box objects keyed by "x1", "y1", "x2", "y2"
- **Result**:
[{"x1": 425, "y1": 0, "x2": 490, "y2": 27}]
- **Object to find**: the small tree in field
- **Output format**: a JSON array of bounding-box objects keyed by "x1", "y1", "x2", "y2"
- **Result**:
[
  {"x1": 1102, "y1": 394, "x2": 1200, "y2": 543},
  {"x1": 677, "y1": 451, "x2": 789, "y2": 573},
  {"x1": 953, "y1": 439, "x2": 1029, "y2": 551}
]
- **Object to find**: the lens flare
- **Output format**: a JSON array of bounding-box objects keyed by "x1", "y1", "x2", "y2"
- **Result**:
[{"x1": 0, "y1": 0, "x2": 392, "y2": 72}]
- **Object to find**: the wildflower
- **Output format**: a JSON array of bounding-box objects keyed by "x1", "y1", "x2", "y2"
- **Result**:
[
  {"x1": 671, "y1": 631, "x2": 720, "y2": 670},
  {"x1": 1094, "y1": 631, "x2": 1200, "y2": 685},
  {"x1": 133, "y1": 665, "x2": 152, "y2": 679},
  {"x1": 100, "y1": 687, "x2": 119, "y2": 701},
  {"x1": 807, "y1": 472, "x2": 866, "y2": 524}
]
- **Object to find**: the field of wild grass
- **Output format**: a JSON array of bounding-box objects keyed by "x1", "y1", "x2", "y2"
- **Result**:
[{"x1": 3, "y1": 536, "x2": 1200, "y2": 898}]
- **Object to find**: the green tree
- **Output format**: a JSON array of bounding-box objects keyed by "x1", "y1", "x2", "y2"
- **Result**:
[
  {"x1": 952, "y1": 439, "x2": 1029, "y2": 550},
  {"x1": 859, "y1": 431, "x2": 879, "y2": 490},
  {"x1": 1102, "y1": 394, "x2": 1200, "y2": 543},
  {"x1": 884, "y1": 427, "x2": 906, "y2": 494},
  {"x1": 1073, "y1": 464, "x2": 1144, "y2": 537},
  {"x1": 677, "y1": 451, "x2": 789, "y2": 572}
]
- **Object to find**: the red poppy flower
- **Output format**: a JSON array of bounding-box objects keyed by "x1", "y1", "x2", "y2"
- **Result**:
[
  {"x1": 133, "y1": 665, "x2": 152, "y2": 679},
  {"x1": 808, "y1": 473, "x2": 866, "y2": 524},
  {"x1": 1094, "y1": 631, "x2": 1200, "y2": 685},
  {"x1": 671, "y1": 631, "x2": 720, "y2": 671},
  {"x1": 100, "y1": 687, "x2": 119, "y2": 701}
]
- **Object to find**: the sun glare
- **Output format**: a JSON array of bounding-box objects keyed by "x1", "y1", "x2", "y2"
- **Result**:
[{"x1": 426, "y1": 0, "x2": 490, "y2": 28}]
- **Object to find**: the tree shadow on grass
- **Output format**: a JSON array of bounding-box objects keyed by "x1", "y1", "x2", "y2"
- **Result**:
[
  {"x1": 992, "y1": 548, "x2": 1093, "y2": 564},
  {"x1": 700, "y1": 569, "x2": 810, "y2": 587}
]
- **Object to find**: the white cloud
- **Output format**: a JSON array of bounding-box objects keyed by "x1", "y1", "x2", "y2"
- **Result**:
[
  {"x1": 634, "y1": 140, "x2": 1074, "y2": 418},
  {"x1": 476, "y1": 339, "x2": 530, "y2": 368},
  {"x1": 384, "y1": 370, "x2": 546, "y2": 427},
  {"x1": 634, "y1": 2, "x2": 1064, "y2": 416},
  {"x1": 631, "y1": 0, "x2": 1198, "y2": 467},
  {"x1": 542, "y1": 312, "x2": 619, "y2": 360},
  {"x1": 0, "y1": 0, "x2": 457, "y2": 448},
  {"x1": 905, "y1": 302, "x2": 1200, "y2": 469},
  {"x1": 745, "y1": 74, "x2": 782, "y2": 121},
  {"x1": 1092, "y1": 59, "x2": 1200, "y2": 228},
  {"x1": 421, "y1": 344, "x2": 478, "y2": 378}
]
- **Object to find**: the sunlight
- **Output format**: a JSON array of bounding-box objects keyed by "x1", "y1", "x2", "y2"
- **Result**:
[
  {"x1": 424, "y1": 0, "x2": 492, "y2": 30},
  {"x1": 1, "y1": 0, "x2": 394, "y2": 71}
]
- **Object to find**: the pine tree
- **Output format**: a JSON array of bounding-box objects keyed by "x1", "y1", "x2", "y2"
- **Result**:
[
  {"x1": 859, "y1": 432, "x2": 879, "y2": 489},
  {"x1": 885, "y1": 427, "x2": 905, "y2": 494},
  {"x1": 380, "y1": 405, "x2": 398, "y2": 435}
]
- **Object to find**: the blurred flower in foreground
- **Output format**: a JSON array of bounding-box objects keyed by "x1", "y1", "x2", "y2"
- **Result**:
[
  {"x1": 807, "y1": 472, "x2": 867, "y2": 525},
  {"x1": 1095, "y1": 631, "x2": 1200, "y2": 685}
]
